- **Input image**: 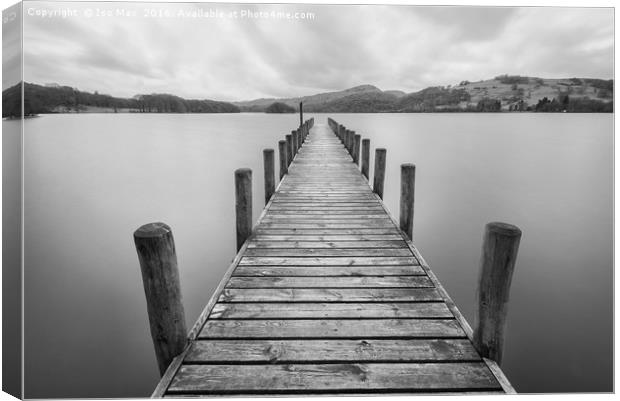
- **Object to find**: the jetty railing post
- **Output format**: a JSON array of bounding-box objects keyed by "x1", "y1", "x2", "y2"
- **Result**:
[
  {"x1": 399, "y1": 164, "x2": 416, "y2": 240},
  {"x1": 235, "y1": 168, "x2": 252, "y2": 251},
  {"x1": 353, "y1": 134, "x2": 361, "y2": 165},
  {"x1": 285, "y1": 134, "x2": 293, "y2": 167},
  {"x1": 278, "y1": 140, "x2": 287, "y2": 179},
  {"x1": 291, "y1": 130, "x2": 298, "y2": 157},
  {"x1": 373, "y1": 148, "x2": 386, "y2": 199},
  {"x1": 347, "y1": 130, "x2": 353, "y2": 154},
  {"x1": 361, "y1": 139, "x2": 370, "y2": 179},
  {"x1": 339, "y1": 125, "x2": 344, "y2": 143},
  {"x1": 133, "y1": 222, "x2": 187, "y2": 376},
  {"x1": 344, "y1": 130, "x2": 351, "y2": 155},
  {"x1": 297, "y1": 129, "x2": 302, "y2": 150},
  {"x1": 474, "y1": 222, "x2": 522, "y2": 365},
  {"x1": 263, "y1": 149, "x2": 275, "y2": 205}
]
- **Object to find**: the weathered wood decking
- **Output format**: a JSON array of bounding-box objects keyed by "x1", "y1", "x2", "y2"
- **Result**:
[{"x1": 153, "y1": 122, "x2": 515, "y2": 396}]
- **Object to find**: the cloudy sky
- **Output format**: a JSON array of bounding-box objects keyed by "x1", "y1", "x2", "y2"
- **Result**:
[{"x1": 10, "y1": 1, "x2": 615, "y2": 101}]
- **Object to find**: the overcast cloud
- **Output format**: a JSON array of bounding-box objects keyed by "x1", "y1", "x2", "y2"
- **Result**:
[{"x1": 17, "y1": 1, "x2": 614, "y2": 101}]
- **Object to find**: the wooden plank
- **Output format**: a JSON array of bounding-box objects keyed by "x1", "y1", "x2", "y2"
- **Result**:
[
  {"x1": 198, "y1": 319, "x2": 465, "y2": 339},
  {"x1": 209, "y1": 302, "x2": 453, "y2": 319},
  {"x1": 238, "y1": 256, "x2": 418, "y2": 266},
  {"x1": 185, "y1": 339, "x2": 479, "y2": 362},
  {"x1": 167, "y1": 363, "x2": 500, "y2": 393},
  {"x1": 243, "y1": 248, "x2": 412, "y2": 257},
  {"x1": 259, "y1": 223, "x2": 396, "y2": 229},
  {"x1": 264, "y1": 214, "x2": 390, "y2": 219},
  {"x1": 226, "y1": 276, "x2": 433, "y2": 288},
  {"x1": 232, "y1": 265, "x2": 426, "y2": 276},
  {"x1": 251, "y1": 235, "x2": 405, "y2": 241},
  {"x1": 218, "y1": 288, "x2": 443, "y2": 302},
  {"x1": 253, "y1": 229, "x2": 403, "y2": 235},
  {"x1": 247, "y1": 240, "x2": 407, "y2": 248}
]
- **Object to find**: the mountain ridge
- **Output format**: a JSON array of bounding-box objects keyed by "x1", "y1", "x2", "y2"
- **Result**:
[{"x1": 2, "y1": 75, "x2": 613, "y2": 117}]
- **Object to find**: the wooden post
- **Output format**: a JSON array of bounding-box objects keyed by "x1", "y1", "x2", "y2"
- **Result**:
[
  {"x1": 338, "y1": 125, "x2": 344, "y2": 142},
  {"x1": 399, "y1": 164, "x2": 415, "y2": 240},
  {"x1": 474, "y1": 222, "x2": 522, "y2": 365},
  {"x1": 348, "y1": 131, "x2": 355, "y2": 156},
  {"x1": 353, "y1": 134, "x2": 361, "y2": 165},
  {"x1": 278, "y1": 140, "x2": 287, "y2": 179},
  {"x1": 285, "y1": 134, "x2": 293, "y2": 166},
  {"x1": 297, "y1": 129, "x2": 302, "y2": 150},
  {"x1": 373, "y1": 148, "x2": 386, "y2": 199},
  {"x1": 263, "y1": 149, "x2": 275, "y2": 205},
  {"x1": 134, "y1": 222, "x2": 187, "y2": 376},
  {"x1": 235, "y1": 168, "x2": 252, "y2": 251},
  {"x1": 291, "y1": 130, "x2": 298, "y2": 157},
  {"x1": 361, "y1": 139, "x2": 370, "y2": 179},
  {"x1": 299, "y1": 102, "x2": 303, "y2": 127}
]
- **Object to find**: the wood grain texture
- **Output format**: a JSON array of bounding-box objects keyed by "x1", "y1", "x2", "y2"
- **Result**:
[
  {"x1": 185, "y1": 339, "x2": 480, "y2": 362},
  {"x1": 168, "y1": 363, "x2": 500, "y2": 393},
  {"x1": 218, "y1": 288, "x2": 443, "y2": 302},
  {"x1": 134, "y1": 222, "x2": 187, "y2": 376},
  {"x1": 198, "y1": 319, "x2": 465, "y2": 339},
  {"x1": 232, "y1": 265, "x2": 426, "y2": 276},
  {"x1": 226, "y1": 276, "x2": 434, "y2": 288},
  {"x1": 209, "y1": 302, "x2": 453, "y2": 319}
]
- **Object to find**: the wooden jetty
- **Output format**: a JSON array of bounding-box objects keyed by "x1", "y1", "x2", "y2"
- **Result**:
[{"x1": 136, "y1": 117, "x2": 519, "y2": 396}]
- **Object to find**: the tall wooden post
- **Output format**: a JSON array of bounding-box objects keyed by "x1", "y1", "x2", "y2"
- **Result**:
[
  {"x1": 235, "y1": 168, "x2": 252, "y2": 251},
  {"x1": 474, "y1": 222, "x2": 522, "y2": 365},
  {"x1": 263, "y1": 149, "x2": 275, "y2": 205},
  {"x1": 399, "y1": 164, "x2": 415, "y2": 240},
  {"x1": 353, "y1": 134, "x2": 361, "y2": 165},
  {"x1": 285, "y1": 134, "x2": 293, "y2": 166},
  {"x1": 361, "y1": 139, "x2": 370, "y2": 179},
  {"x1": 134, "y1": 222, "x2": 187, "y2": 376},
  {"x1": 299, "y1": 102, "x2": 303, "y2": 127},
  {"x1": 291, "y1": 130, "x2": 298, "y2": 157},
  {"x1": 373, "y1": 148, "x2": 386, "y2": 199},
  {"x1": 278, "y1": 140, "x2": 287, "y2": 179}
]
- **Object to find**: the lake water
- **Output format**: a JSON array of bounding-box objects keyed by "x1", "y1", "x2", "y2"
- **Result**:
[{"x1": 15, "y1": 113, "x2": 612, "y2": 397}]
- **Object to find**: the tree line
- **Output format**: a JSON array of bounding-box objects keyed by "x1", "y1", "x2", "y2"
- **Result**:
[{"x1": 2, "y1": 82, "x2": 240, "y2": 118}]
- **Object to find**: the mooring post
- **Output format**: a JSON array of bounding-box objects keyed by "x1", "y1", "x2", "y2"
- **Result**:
[
  {"x1": 278, "y1": 140, "x2": 287, "y2": 179},
  {"x1": 134, "y1": 222, "x2": 187, "y2": 376},
  {"x1": 353, "y1": 134, "x2": 361, "y2": 165},
  {"x1": 348, "y1": 131, "x2": 355, "y2": 156},
  {"x1": 285, "y1": 134, "x2": 293, "y2": 166},
  {"x1": 299, "y1": 102, "x2": 303, "y2": 126},
  {"x1": 474, "y1": 222, "x2": 522, "y2": 365},
  {"x1": 399, "y1": 164, "x2": 416, "y2": 240},
  {"x1": 361, "y1": 139, "x2": 370, "y2": 179},
  {"x1": 291, "y1": 130, "x2": 298, "y2": 157},
  {"x1": 235, "y1": 168, "x2": 252, "y2": 251},
  {"x1": 373, "y1": 148, "x2": 386, "y2": 199},
  {"x1": 263, "y1": 149, "x2": 275, "y2": 205}
]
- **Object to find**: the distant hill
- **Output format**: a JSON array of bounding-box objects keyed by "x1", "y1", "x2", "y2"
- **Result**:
[
  {"x1": 265, "y1": 102, "x2": 296, "y2": 113},
  {"x1": 233, "y1": 84, "x2": 384, "y2": 112},
  {"x1": 2, "y1": 82, "x2": 240, "y2": 118},
  {"x1": 3, "y1": 76, "x2": 613, "y2": 118},
  {"x1": 234, "y1": 76, "x2": 613, "y2": 113}
]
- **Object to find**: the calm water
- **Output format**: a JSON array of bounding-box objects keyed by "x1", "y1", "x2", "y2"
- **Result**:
[{"x1": 17, "y1": 113, "x2": 612, "y2": 397}]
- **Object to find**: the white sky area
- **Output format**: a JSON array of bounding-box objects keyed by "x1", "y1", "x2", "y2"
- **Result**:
[{"x1": 5, "y1": 1, "x2": 615, "y2": 101}]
